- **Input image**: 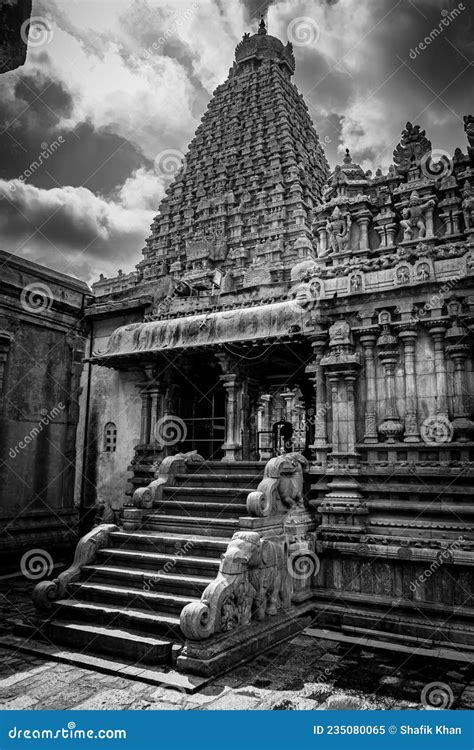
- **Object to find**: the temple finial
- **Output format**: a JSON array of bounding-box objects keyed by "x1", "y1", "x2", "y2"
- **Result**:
[
  {"x1": 258, "y1": 14, "x2": 267, "y2": 35},
  {"x1": 343, "y1": 148, "x2": 352, "y2": 164}
]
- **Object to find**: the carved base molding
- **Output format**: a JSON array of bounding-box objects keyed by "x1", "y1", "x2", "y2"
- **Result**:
[
  {"x1": 310, "y1": 592, "x2": 474, "y2": 648},
  {"x1": 177, "y1": 607, "x2": 314, "y2": 677}
]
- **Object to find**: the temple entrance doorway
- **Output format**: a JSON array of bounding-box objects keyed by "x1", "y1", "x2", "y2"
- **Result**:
[{"x1": 169, "y1": 356, "x2": 226, "y2": 460}]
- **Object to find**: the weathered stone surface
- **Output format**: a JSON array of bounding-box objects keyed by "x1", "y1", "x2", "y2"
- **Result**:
[{"x1": 0, "y1": 0, "x2": 32, "y2": 73}]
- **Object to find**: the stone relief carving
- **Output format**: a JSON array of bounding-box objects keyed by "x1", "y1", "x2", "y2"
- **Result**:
[
  {"x1": 326, "y1": 206, "x2": 351, "y2": 253},
  {"x1": 400, "y1": 191, "x2": 436, "y2": 241},
  {"x1": 462, "y1": 182, "x2": 474, "y2": 231}
]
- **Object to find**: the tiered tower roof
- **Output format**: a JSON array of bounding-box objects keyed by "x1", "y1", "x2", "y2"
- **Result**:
[{"x1": 101, "y1": 21, "x2": 329, "y2": 308}]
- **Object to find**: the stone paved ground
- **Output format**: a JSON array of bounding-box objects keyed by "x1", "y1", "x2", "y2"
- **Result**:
[{"x1": 0, "y1": 577, "x2": 473, "y2": 711}]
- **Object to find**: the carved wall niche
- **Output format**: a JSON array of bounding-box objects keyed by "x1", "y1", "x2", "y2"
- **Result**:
[
  {"x1": 414, "y1": 257, "x2": 435, "y2": 283},
  {"x1": 393, "y1": 262, "x2": 413, "y2": 286}
]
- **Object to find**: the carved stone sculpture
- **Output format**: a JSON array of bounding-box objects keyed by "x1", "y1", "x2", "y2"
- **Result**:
[
  {"x1": 246, "y1": 452, "x2": 309, "y2": 517},
  {"x1": 179, "y1": 530, "x2": 291, "y2": 640},
  {"x1": 326, "y1": 206, "x2": 351, "y2": 253},
  {"x1": 461, "y1": 182, "x2": 474, "y2": 231},
  {"x1": 400, "y1": 191, "x2": 435, "y2": 241},
  {"x1": 33, "y1": 524, "x2": 118, "y2": 611}
]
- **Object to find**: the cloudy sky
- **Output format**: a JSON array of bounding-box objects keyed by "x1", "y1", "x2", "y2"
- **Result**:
[{"x1": 0, "y1": 0, "x2": 472, "y2": 284}]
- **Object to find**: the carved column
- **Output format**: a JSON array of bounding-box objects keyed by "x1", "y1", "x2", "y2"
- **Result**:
[
  {"x1": 138, "y1": 387, "x2": 151, "y2": 444},
  {"x1": 258, "y1": 393, "x2": 272, "y2": 460},
  {"x1": 377, "y1": 321, "x2": 403, "y2": 442},
  {"x1": 430, "y1": 325, "x2": 449, "y2": 418},
  {"x1": 220, "y1": 373, "x2": 242, "y2": 461},
  {"x1": 148, "y1": 384, "x2": 163, "y2": 445},
  {"x1": 399, "y1": 328, "x2": 420, "y2": 442},
  {"x1": 445, "y1": 322, "x2": 474, "y2": 441},
  {"x1": 345, "y1": 375, "x2": 358, "y2": 454},
  {"x1": 359, "y1": 330, "x2": 378, "y2": 443},
  {"x1": 328, "y1": 375, "x2": 340, "y2": 451},
  {"x1": 357, "y1": 213, "x2": 370, "y2": 251},
  {"x1": 308, "y1": 335, "x2": 329, "y2": 462}
]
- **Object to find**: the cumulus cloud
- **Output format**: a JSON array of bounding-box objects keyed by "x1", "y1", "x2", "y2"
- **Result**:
[{"x1": 0, "y1": 171, "x2": 160, "y2": 282}]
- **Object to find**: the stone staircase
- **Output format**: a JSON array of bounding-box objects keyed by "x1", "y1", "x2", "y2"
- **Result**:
[{"x1": 30, "y1": 461, "x2": 265, "y2": 668}]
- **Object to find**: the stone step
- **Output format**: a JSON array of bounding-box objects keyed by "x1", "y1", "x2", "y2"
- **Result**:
[
  {"x1": 68, "y1": 581, "x2": 198, "y2": 615},
  {"x1": 152, "y1": 500, "x2": 247, "y2": 518},
  {"x1": 96, "y1": 548, "x2": 222, "y2": 575},
  {"x1": 54, "y1": 599, "x2": 183, "y2": 638},
  {"x1": 174, "y1": 473, "x2": 261, "y2": 488},
  {"x1": 164, "y1": 485, "x2": 252, "y2": 499},
  {"x1": 142, "y1": 514, "x2": 238, "y2": 537},
  {"x1": 187, "y1": 461, "x2": 265, "y2": 476},
  {"x1": 82, "y1": 564, "x2": 213, "y2": 596},
  {"x1": 109, "y1": 530, "x2": 229, "y2": 557},
  {"x1": 47, "y1": 620, "x2": 173, "y2": 665}
]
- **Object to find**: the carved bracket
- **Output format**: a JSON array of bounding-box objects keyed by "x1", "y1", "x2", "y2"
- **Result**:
[
  {"x1": 32, "y1": 523, "x2": 118, "y2": 612},
  {"x1": 246, "y1": 452, "x2": 309, "y2": 517},
  {"x1": 180, "y1": 530, "x2": 292, "y2": 641}
]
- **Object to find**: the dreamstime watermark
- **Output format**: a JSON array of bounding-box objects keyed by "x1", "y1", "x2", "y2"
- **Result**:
[
  {"x1": 287, "y1": 549, "x2": 320, "y2": 581},
  {"x1": 154, "y1": 149, "x2": 186, "y2": 182},
  {"x1": 143, "y1": 538, "x2": 195, "y2": 591},
  {"x1": 154, "y1": 414, "x2": 187, "y2": 447},
  {"x1": 287, "y1": 16, "x2": 320, "y2": 47},
  {"x1": 420, "y1": 414, "x2": 453, "y2": 445},
  {"x1": 9, "y1": 138, "x2": 65, "y2": 192},
  {"x1": 143, "y1": 4, "x2": 198, "y2": 59},
  {"x1": 409, "y1": 537, "x2": 464, "y2": 593},
  {"x1": 8, "y1": 723, "x2": 127, "y2": 741},
  {"x1": 20, "y1": 282, "x2": 54, "y2": 314},
  {"x1": 20, "y1": 548, "x2": 54, "y2": 580},
  {"x1": 9, "y1": 402, "x2": 65, "y2": 459},
  {"x1": 404, "y1": 270, "x2": 463, "y2": 324},
  {"x1": 20, "y1": 15, "x2": 53, "y2": 48},
  {"x1": 421, "y1": 681, "x2": 454, "y2": 709},
  {"x1": 409, "y1": 4, "x2": 465, "y2": 59},
  {"x1": 420, "y1": 149, "x2": 453, "y2": 182}
]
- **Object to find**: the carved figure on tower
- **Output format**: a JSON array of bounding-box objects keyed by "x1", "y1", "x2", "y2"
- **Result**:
[
  {"x1": 462, "y1": 182, "x2": 474, "y2": 231},
  {"x1": 400, "y1": 190, "x2": 435, "y2": 241},
  {"x1": 326, "y1": 206, "x2": 351, "y2": 253}
]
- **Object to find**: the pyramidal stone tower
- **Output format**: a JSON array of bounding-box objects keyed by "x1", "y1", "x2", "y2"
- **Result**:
[{"x1": 96, "y1": 19, "x2": 329, "y2": 303}]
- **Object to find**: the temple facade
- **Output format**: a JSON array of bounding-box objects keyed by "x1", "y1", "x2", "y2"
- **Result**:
[{"x1": 31, "y1": 22, "x2": 474, "y2": 675}]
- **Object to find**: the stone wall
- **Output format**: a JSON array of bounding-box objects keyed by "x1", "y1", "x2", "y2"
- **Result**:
[{"x1": 0, "y1": 250, "x2": 89, "y2": 559}]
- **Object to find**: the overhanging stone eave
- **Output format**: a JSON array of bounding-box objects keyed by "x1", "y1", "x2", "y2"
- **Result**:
[{"x1": 87, "y1": 299, "x2": 311, "y2": 366}]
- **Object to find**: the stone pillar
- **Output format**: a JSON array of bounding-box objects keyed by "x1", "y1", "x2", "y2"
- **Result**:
[
  {"x1": 308, "y1": 336, "x2": 329, "y2": 462},
  {"x1": 445, "y1": 323, "x2": 474, "y2": 441},
  {"x1": 138, "y1": 387, "x2": 151, "y2": 444},
  {"x1": 281, "y1": 389, "x2": 295, "y2": 422},
  {"x1": 399, "y1": 328, "x2": 420, "y2": 442},
  {"x1": 328, "y1": 375, "x2": 339, "y2": 452},
  {"x1": 359, "y1": 330, "x2": 378, "y2": 443},
  {"x1": 258, "y1": 393, "x2": 272, "y2": 460},
  {"x1": 357, "y1": 214, "x2": 370, "y2": 251},
  {"x1": 430, "y1": 325, "x2": 449, "y2": 418},
  {"x1": 221, "y1": 373, "x2": 242, "y2": 461},
  {"x1": 377, "y1": 326, "x2": 403, "y2": 442},
  {"x1": 345, "y1": 375, "x2": 357, "y2": 454},
  {"x1": 148, "y1": 385, "x2": 162, "y2": 445}
]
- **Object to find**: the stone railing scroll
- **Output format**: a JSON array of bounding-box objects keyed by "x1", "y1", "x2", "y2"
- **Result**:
[
  {"x1": 124, "y1": 450, "x2": 205, "y2": 530},
  {"x1": 180, "y1": 531, "x2": 291, "y2": 641},
  {"x1": 179, "y1": 453, "x2": 314, "y2": 651},
  {"x1": 246, "y1": 452, "x2": 309, "y2": 517},
  {"x1": 32, "y1": 524, "x2": 118, "y2": 611}
]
